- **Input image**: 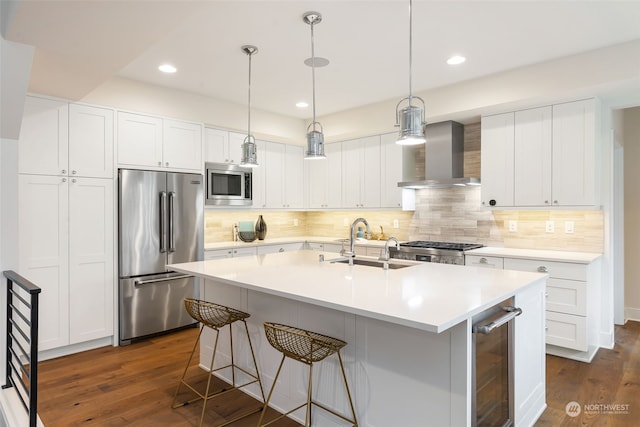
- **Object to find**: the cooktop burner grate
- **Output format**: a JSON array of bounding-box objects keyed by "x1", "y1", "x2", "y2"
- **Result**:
[{"x1": 400, "y1": 241, "x2": 484, "y2": 251}]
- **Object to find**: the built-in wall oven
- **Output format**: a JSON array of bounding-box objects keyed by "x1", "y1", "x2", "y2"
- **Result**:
[
  {"x1": 472, "y1": 298, "x2": 522, "y2": 427},
  {"x1": 205, "y1": 162, "x2": 252, "y2": 206}
]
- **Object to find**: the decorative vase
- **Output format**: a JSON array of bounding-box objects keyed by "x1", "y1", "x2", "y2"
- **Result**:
[{"x1": 255, "y1": 215, "x2": 267, "y2": 240}]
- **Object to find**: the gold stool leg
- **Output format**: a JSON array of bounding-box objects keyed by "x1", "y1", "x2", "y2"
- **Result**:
[
  {"x1": 199, "y1": 325, "x2": 221, "y2": 427},
  {"x1": 337, "y1": 351, "x2": 358, "y2": 426},
  {"x1": 172, "y1": 324, "x2": 204, "y2": 409},
  {"x1": 306, "y1": 362, "x2": 313, "y2": 427},
  {"x1": 257, "y1": 354, "x2": 286, "y2": 427},
  {"x1": 243, "y1": 319, "x2": 265, "y2": 402}
]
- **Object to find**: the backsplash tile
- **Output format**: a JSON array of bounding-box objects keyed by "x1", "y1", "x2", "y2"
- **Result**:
[{"x1": 205, "y1": 186, "x2": 603, "y2": 254}]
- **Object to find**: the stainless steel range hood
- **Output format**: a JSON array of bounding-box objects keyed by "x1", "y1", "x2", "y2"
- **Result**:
[{"x1": 398, "y1": 120, "x2": 480, "y2": 188}]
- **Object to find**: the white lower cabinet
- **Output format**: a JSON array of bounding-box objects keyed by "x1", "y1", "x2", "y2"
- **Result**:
[
  {"x1": 304, "y1": 242, "x2": 343, "y2": 253},
  {"x1": 256, "y1": 243, "x2": 305, "y2": 255},
  {"x1": 204, "y1": 247, "x2": 257, "y2": 260},
  {"x1": 466, "y1": 253, "x2": 600, "y2": 361},
  {"x1": 18, "y1": 174, "x2": 114, "y2": 351}
]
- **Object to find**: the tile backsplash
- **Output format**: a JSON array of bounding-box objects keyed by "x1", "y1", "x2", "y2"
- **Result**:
[{"x1": 205, "y1": 187, "x2": 603, "y2": 254}]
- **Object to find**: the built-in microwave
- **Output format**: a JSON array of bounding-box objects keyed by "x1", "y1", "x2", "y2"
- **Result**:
[{"x1": 205, "y1": 162, "x2": 252, "y2": 206}]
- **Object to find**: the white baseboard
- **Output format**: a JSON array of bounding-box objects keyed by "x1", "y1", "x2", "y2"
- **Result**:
[
  {"x1": 624, "y1": 307, "x2": 640, "y2": 322},
  {"x1": 39, "y1": 336, "x2": 113, "y2": 361}
]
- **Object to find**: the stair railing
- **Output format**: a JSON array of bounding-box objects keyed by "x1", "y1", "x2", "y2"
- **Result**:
[{"x1": 3, "y1": 270, "x2": 41, "y2": 427}]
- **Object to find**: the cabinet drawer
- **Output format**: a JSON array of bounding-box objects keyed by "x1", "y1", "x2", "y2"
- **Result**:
[
  {"x1": 465, "y1": 255, "x2": 504, "y2": 269},
  {"x1": 546, "y1": 278, "x2": 587, "y2": 316},
  {"x1": 545, "y1": 311, "x2": 587, "y2": 352},
  {"x1": 504, "y1": 258, "x2": 586, "y2": 281}
]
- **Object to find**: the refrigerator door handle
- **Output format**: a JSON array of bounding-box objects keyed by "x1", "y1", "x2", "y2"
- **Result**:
[
  {"x1": 159, "y1": 191, "x2": 167, "y2": 253},
  {"x1": 169, "y1": 191, "x2": 176, "y2": 253},
  {"x1": 134, "y1": 274, "x2": 193, "y2": 286}
]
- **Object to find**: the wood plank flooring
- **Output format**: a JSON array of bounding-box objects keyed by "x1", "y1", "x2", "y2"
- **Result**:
[{"x1": 37, "y1": 321, "x2": 640, "y2": 426}]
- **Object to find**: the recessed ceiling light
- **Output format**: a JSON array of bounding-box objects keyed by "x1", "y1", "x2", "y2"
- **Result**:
[
  {"x1": 446, "y1": 55, "x2": 466, "y2": 65},
  {"x1": 158, "y1": 64, "x2": 177, "y2": 73},
  {"x1": 296, "y1": 101, "x2": 309, "y2": 108}
]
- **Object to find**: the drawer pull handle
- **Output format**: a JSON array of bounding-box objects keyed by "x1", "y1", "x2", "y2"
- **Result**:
[
  {"x1": 537, "y1": 266, "x2": 548, "y2": 273},
  {"x1": 479, "y1": 257, "x2": 488, "y2": 264}
]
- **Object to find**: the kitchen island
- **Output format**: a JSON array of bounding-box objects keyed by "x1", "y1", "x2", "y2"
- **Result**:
[{"x1": 169, "y1": 250, "x2": 547, "y2": 426}]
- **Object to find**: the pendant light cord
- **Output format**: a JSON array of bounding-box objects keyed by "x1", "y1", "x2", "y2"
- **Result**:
[
  {"x1": 408, "y1": 0, "x2": 413, "y2": 107},
  {"x1": 247, "y1": 50, "x2": 252, "y2": 139},
  {"x1": 310, "y1": 18, "x2": 317, "y2": 132}
]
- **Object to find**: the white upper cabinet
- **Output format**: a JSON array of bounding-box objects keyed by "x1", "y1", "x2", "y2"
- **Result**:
[
  {"x1": 341, "y1": 135, "x2": 381, "y2": 208},
  {"x1": 117, "y1": 112, "x2": 163, "y2": 167},
  {"x1": 481, "y1": 98, "x2": 598, "y2": 208},
  {"x1": 251, "y1": 140, "x2": 267, "y2": 208},
  {"x1": 481, "y1": 113, "x2": 515, "y2": 207},
  {"x1": 19, "y1": 97, "x2": 114, "y2": 179},
  {"x1": 19, "y1": 96, "x2": 69, "y2": 176},
  {"x1": 69, "y1": 104, "x2": 114, "y2": 178},
  {"x1": 307, "y1": 142, "x2": 342, "y2": 209},
  {"x1": 117, "y1": 112, "x2": 202, "y2": 172},
  {"x1": 264, "y1": 141, "x2": 303, "y2": 209},
  {"x1": 203, "y1": 128, "x2": 243, "y2": 165},
  {"x1": 163, "y1": 119, "x2": 202, "y2": 171},
  {"x1": 380, "y1": 133, "x2": 404, "y2": 208},
  {"x1": 514, "y1": 106, "x2": 552, "y2": 206},
  {"x1": 551, "y1": 99, "x2": 596, "y2": 206}
]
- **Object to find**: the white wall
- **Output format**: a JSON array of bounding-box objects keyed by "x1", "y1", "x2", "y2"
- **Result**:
[
  {"x1": 316, "y1": 39, "x2": 640, "y2": 143},
  {"x1": 0, "y1": 138, "x2": 19, "y2": 382},
  {"x1": 624, "y1": 107, "x2": 640, "y2": 321},
  {"x1": 81, "y1": 76, "x2": 306, "y2": 145}
]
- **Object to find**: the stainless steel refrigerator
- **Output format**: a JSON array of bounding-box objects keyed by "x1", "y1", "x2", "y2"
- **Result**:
[{"x1": 118, "y1": 169, "x2": 203, "y2": 345}]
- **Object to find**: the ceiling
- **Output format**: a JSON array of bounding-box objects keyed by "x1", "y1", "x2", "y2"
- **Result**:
[{"x1": 4, "y1": 0, "x2": 640, "y2": 120}]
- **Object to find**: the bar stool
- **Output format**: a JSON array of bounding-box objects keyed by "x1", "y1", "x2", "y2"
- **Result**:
[
  {"x1": 172, "y1": 298, "x2": 264, "y2": 427},
  {"x1": 258, "y1": 322, "x2": 358, "y2": 427}
]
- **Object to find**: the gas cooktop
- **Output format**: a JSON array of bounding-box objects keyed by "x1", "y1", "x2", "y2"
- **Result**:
[{"x1": 400, "y1": 241, "x2": 484, "y2": 251}]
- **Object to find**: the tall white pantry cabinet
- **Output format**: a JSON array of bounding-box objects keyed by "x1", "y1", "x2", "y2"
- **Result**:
[{"x1": 18, "y1": 96, "x2": 114, "y2": 352}]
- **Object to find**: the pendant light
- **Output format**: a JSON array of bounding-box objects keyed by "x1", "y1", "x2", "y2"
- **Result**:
[
  {"x1": 303, "y1": 11, "x2": 326, "y2": 159},
  {"x1": 240, "y1": 45, "x2": 259, "y2": 167},
  {"x1": 395, "y1": 0, "x2": 426, "y2": 145}
]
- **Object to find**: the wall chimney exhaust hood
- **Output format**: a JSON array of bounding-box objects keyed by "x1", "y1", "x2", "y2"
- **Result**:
[{"x1": 398, "y1": 120, "x2": 480, "y2": 189}]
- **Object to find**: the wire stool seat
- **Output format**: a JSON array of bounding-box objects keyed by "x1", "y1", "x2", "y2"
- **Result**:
[
  {"x1": 172, "y1": 298, "x2": 264, "y2": 427},
  {"x1": 258, "y1": 322, "x2": 358, "y2": 427}
]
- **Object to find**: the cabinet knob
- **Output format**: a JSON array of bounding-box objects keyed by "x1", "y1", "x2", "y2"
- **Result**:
[
  {"x1": 537, "y1": 266, "x2": 548, "y2": 273},
  {"x1": 158, "y1": 161, "x2": 162, "y2": 166},
  {"x1": 165, "y1": 162, "x2": 170, "y2": 167},
  {"x1": 553, "y1": 200, "x2": 558, "y2": 204},
  {"x1": 62, "y1": 178, "x2": 67, "y2": 183},
  {"x1": 479, "y1": 257, "x2": 488, "y2": 264},
  {"x1": 544, "y1": 200, "x2": 549, "y2": 204},
  {"x1": 72, "y1": 178, "x2": 77, "y2": 183},
  {"x1": 279, "y1": 248, "x2": 285, "y2": 252},
  {"x1": 61, "y1": 169, "x2": 66, "y2": 174},
  {"x1": 72, "y1": 170, "x2": 77, "y2": 175}
]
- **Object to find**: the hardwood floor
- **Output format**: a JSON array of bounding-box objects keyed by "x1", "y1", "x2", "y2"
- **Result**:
[
  {"x1": 37, "y1": 327, "x2": 299, "y2": 427},
  {"x1": 535, "y1": 320, "x2": 640, "y2": 427},
  {"x1": 37, "y1": 322, "x2": 640, "y2": 426}
]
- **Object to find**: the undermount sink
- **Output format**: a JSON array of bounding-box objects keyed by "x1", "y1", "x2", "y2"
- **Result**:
[{"x1": 332, "y1": 258, "x2": 412, "y2": 270}]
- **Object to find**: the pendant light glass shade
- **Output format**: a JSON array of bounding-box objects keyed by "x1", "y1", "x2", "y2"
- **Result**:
[
  {"x1": 240, "y1": 45, "x2": 259, "y2": 167},
  {"x1": 395, "y1": 0, "x2": 426, "y2": 145},
  {"x1": 303, "y1": 12, "x2": 326, "y2": 159}
]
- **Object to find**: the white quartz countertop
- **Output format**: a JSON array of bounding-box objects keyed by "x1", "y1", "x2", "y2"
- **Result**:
[
  {"x1": 169, "y1": 250, "x2": 547, "y2": 334},
  {"x1": 466, "y1": 247, "x2": 602, "y2": 263}
]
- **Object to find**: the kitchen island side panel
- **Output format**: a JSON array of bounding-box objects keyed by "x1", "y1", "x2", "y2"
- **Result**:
[{"x1": 201, "y1": 279, "x2": 467, "y2": 427}]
